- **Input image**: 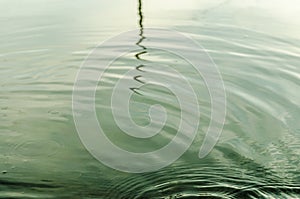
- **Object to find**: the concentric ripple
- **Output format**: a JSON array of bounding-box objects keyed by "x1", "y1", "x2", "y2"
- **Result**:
[{"x1": 107, "y1": 161, "x2": 300, "y2": 199}]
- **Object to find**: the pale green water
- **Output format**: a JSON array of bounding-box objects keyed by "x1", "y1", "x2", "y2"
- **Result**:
[{"x1": 0, "y1": 0, "x2": 300, "y2": 198}]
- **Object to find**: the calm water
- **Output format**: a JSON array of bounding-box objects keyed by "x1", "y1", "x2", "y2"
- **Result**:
[{"x1": 1, "y1": 0, "x2": 300, "y2": 198}]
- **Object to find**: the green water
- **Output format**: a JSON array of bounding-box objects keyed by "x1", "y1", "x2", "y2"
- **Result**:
[{"x1": 1, "y1": 0, "x2": 300, "y2": 198}]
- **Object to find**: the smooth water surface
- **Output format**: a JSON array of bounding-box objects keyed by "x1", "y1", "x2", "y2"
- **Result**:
[{"x1": 0, "y1": 0, "x2": 299, "y2": 198}]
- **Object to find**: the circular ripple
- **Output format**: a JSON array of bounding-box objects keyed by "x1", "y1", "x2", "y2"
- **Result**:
[
  {"x1": 106, "y1": 162, "x2": 300, "y2": 199},
  {"x1": 13, "y1": 139, "x2": 63, "y2": 158}
]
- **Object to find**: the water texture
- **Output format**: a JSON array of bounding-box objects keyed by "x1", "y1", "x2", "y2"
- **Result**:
[{"x1": 0, "y1": 0, "x2": 299, "y2": 198}]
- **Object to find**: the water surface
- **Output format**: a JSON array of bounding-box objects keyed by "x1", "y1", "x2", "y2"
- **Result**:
[{"x1": 0, "y1": 0, "x2": 299, "y2": 198}]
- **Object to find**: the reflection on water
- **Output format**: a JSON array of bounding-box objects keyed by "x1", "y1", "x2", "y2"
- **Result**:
[
  {"x1": 136, "y1": 0, "x2": 146, "y2": 51},
  {"x1": 131, "y1": 0, "x2": 146, "y2": 95},
  {"x1": 0, "y1": 0, "x2": 300, "y2": 198}
]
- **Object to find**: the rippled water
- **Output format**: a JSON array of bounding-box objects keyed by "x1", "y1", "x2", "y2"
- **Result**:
[{"x1": 1, "y1": 0, "x2": 300, "y2": 198}]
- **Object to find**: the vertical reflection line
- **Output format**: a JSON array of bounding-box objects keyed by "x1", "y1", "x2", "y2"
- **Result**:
[
  {"x1": 136, "y1": 0, "x2": 146, "y2": 51},
  {"x1": 131, "y1": 0, "x2": 146, "y2": 95}
]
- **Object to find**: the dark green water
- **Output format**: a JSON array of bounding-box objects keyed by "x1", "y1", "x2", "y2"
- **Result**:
[{"x1": 0, "y1": 0, "x2": 299, "y2": 198}]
